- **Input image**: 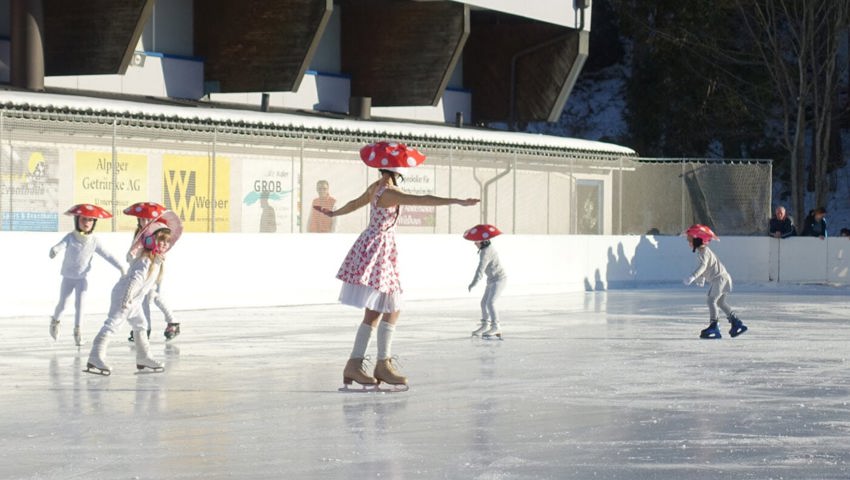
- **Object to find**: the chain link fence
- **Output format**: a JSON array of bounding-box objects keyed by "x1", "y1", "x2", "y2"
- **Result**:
[
  {"x1": 615, "y1": 158, "x2": 773, "y2": 236},
  {"x1": 0, "y1": 107, "x2": 771, "y2": 236}
]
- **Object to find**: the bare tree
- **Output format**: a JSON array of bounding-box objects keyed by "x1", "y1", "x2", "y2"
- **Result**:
[{"x1": 737, "y1": 0, "x2": 850, "y2": 222}]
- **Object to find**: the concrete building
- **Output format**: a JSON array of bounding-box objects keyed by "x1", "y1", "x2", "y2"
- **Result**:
[{"x1": 0, "y1": 0, "x2": 591, "y2": 126}]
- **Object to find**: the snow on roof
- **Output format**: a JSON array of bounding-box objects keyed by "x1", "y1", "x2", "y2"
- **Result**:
[{"x1": 0, "y1": 90, "x2": 636, "y2": 156}]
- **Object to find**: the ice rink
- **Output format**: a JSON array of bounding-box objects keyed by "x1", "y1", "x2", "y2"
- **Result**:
[{"x1": 2, "y1": 285, "x2": 849, "y2": 480}]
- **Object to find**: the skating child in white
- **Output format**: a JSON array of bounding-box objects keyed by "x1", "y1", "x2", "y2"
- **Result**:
[
  {"x1": 49, "y1": 204, "x2": 125, "y2": 346},
  {"x1": 464, "y1": 224, "x2": 507, "y2": 338},
  {"x1": 85, "y1": 211, "x2": 182, "y2": 375},
  {"x1": 123, "y1": 202, "x2": 180, "y2": 342},
  {"x1": 683, "y1": 224, "x2": 748, "y2": 339}
]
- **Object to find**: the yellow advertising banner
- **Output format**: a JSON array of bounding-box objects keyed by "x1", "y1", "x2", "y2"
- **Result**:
[
  {"x1": 75, "y1": 151, "x2": 148, "y2": 231},
  {"x1": 162, "y1": 154, "x2": 231, "y2": 232}
]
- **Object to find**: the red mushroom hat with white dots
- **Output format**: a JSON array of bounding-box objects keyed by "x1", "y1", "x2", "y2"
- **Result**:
[
  {"x1": 360, "y1": 141, "x2": 426, "y2": 174},
  {"x1": 683, "y1": 224, "x2": 719, "y2": 244},
  {"x1": 463, "y1": 224, "x2": 502, "y2": 241},
  {"x1": 64, "y1": 204, "x2": 112, "y2": 219},
  {"x1": 123, "y1": 202, "x2": 166, "y2": 219}
]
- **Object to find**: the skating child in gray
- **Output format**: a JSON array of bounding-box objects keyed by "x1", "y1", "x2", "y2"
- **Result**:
[
  {"x1": 85, "y1": 211, "x2": 182, "y2": 375},
  {"x1": 683, "y1": 224, "x2": 748, "y2": 339},
  {"x1": 123, "y1": 202, "x2": 180, "y2": 343},
  {"x1": 49, "y1": 204, "x2": 125, "y2": 346},
  {"x1": 464, "y1": 224, "x2": 507, "y2": 339}
]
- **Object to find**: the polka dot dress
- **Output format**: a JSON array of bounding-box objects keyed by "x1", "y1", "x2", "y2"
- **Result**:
[{"x1": 336, "y1": 184, "x2": 402, "y2": 309}]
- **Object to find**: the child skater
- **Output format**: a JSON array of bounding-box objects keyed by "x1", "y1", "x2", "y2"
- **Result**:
[
  {"x1": 85, "y1": 211, "x2": 182, "y2": 375},
  {"x1": 683, "y1": 224, "x2": 748, "y2": 339},
  {"x1": 316, "y1": 141, "x2": 479, "y2": 390},
  {"x1": 49, "y1": 204, "x2": 125, "y2": 346},
  {"x1": 464, "y1": 224, "x2": 507, "y2": 339},
  {"x1": 123, "y1": 202, "x2": 181, "y2": 342}
]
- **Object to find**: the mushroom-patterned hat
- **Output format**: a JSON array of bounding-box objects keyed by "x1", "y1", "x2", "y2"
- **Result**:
[
  {"x1": 463, "y1": 224, "x2": 502, "y2": 241},
  {"x1": 359, "y1": 141, "x2": 426, "y2": 175},
  {"x1": 129, "y1": 210, "x2": 183, "y2": 256},
  {"x1": 123, "y1": 202, "x2": 166, "y2": 219},
  {"x1": 64, "y1": 204, "x2": 112, "y2": 219},
  {"x1": 683, "y1": 224, "x2": 719, "y2": 244}
]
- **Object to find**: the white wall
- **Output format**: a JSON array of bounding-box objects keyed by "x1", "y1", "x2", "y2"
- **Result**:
[
  {"x1": 769, "y1": 236, "x2": 850, "y2": 283},
  {"x1": 3, "y1": 232, "x2": 847, "y2": 319},
  {"x1": 210, "y1": 71, "x2": 351, "y2": 114},
  {"x1": 453, "y1": 0, "x2": 590, "y2": 30},
  {"x1": 372, "y1": 89, "x2": 472, "y2": 125},
  {"x1": 44, "y1": 53, "x2": 204, "y2": 100}
]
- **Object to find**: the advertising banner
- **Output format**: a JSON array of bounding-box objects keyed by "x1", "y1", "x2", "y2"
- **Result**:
[
  {"x1": 0, "y1": 146, "x2": 60, "y2": 231},
  {"x1": 240, "y1": 158, "x2": 293, "y2": 233},
  {"x1": 75, "y1": 151, "x2": 148, "y2": 231},
  {"x1": 162, "y1": 154, "x2": 231, "y2": 232},
  {"x1": 398, "y1": 167, "x2": 436, "y2": 227}
]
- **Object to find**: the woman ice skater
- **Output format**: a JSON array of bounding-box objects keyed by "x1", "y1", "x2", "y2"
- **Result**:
[{"x1": 316, "y1": 141, "x2": 479, "y2": 390}]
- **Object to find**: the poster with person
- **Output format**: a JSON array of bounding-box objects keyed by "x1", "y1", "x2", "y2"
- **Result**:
[
  {"x1": 0, "y1": 145, "x2": 60, "y2": 231},
  {"x1": 240, "y1": 157, "x2": 293, "y2": 233}
]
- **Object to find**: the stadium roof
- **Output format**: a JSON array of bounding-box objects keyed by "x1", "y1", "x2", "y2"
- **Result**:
[{"x1": 0, "y1": 89, "x2": 636, "y2": 158}]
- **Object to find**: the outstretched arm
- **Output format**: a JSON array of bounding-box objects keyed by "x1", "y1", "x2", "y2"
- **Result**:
[
  {"x1": 49, "y1": 234, "x2": 70, "y2": 258},
  {"x1": 316, "y1": 186, "x2": 372, "y2": 218},
  {"x1": 95, "y1": 240, "x2": 127, "y2": 275},
  {"x1": 377, "y1": 189, "x2": 479, "y2": 208}
]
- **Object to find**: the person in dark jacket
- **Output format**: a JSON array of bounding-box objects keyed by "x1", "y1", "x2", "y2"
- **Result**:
[
  {"x1": 768, "y1": 206, "x2": 796, "y2": 238},
  {"x1": 800, "y1": 207, "x2": 828, "y2": 239}
]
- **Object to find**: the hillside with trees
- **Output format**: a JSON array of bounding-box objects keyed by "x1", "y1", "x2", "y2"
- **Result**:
[{"x1": 524, "y1": 0, "x2": 850, "y2": 231}]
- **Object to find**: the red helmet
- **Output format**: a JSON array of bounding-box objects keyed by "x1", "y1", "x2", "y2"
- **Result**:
[
  {"x1": 684, "y1": 224, "x2": 719, "y2": 243},
  {"x1": 123, "y1": 202, "x2": 166, "y2": 219},
  {"x1": 463, "y1": 224, "x2": 502, "y2": 241},
  {"x1": 64, "y1": 204, "x2": 112, "y2": 219}
]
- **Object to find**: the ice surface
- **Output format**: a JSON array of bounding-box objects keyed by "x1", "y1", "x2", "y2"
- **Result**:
[{"x1": 2, "y1": 286, "x2": 849, "y2": 479}]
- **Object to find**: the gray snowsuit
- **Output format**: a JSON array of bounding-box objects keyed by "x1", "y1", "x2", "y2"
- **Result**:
[
  {"x1": 691, "y1": 246, "x2": 735, "y2": 321},
  {"x1": 469, "y1": 245, "x2": 507, "y2": 325}
]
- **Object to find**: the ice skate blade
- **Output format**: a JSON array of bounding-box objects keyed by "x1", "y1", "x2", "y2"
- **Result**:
[
  {"x1": 481, "y1": 334, "x2": 503, "y2": 341},
  {"x1": 338, "y1": 384, "x2": 379, "y2": 393},
  {"x1": 338, "y1": 383, "x2": 408, "y2": 393},
  {"x1": 375, "y1": 381, "x2": 409, "y2": 392},
  {"x1": 83, "y1": 364, "x2": 111, "y2": 376},
  {"x1": 136, "y1": 365, "x2": 165, "y2": 374}
]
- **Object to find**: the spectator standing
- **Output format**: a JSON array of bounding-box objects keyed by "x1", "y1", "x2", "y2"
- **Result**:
[
  {"x1": 800, "y1": 207, "x2": 828, "y2": 239},
  {"x1": 768, "y1": 206, "x2": 796, "y2": 238},
  {"x1": 307, "y1": 180, "x2": 336, "y2": 233}
]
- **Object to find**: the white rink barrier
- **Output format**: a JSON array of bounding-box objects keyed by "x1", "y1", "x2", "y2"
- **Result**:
[{"x1": 1, "y1": 232, "x2": 847, "y2": 318}]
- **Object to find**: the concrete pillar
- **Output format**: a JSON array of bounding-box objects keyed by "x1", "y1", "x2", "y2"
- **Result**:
[{"x1": 10, "y1": 0, "x2": 45, "y2": 91}]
